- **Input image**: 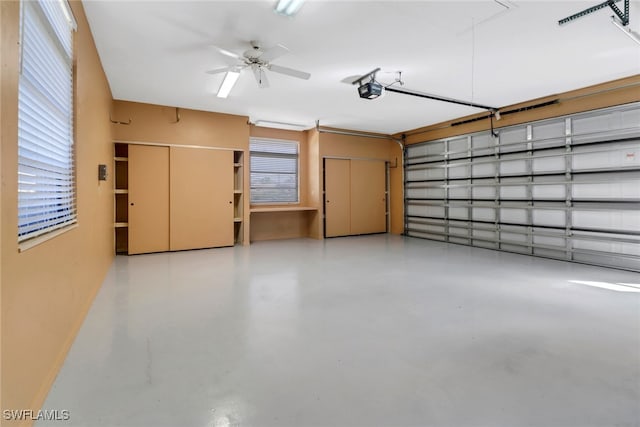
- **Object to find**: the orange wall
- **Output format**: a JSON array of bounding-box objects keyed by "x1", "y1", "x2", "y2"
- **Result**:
[{"x1": 1, "y1": 1, "x2": 114, "y2": 424}]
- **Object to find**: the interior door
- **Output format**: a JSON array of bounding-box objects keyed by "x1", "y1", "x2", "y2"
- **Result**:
[
  {"x1": 170, "y1": 147, "x2": 234, "y2": 250},
  {"x1": 324, "y1": 158, "x2": 351, "y2": 237},
  {"x1": 350, "y1": 159, "x2": 387, "y2": 235},
  {"x1": 128, "y1": 145, "x2": 170, "y2": 254}
]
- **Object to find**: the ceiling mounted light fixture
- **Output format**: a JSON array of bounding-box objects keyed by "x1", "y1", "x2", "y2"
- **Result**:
[
  {"x1": 254, "y1": 120, "x2": 309, "y2": 130},
  {"x1": 274, "y1": 0, "x2": 305, "y2": 17},
  {"x1": 217, "y1": 71, "x2": 240, "y2": 98}
]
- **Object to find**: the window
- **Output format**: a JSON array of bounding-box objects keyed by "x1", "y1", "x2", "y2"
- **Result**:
[
  {"x1": 17, "y1": 0, "x2": 76, "y2": 243},
  {"x1": 250, "y1": 138, "x2": 299, "y2": 204}
]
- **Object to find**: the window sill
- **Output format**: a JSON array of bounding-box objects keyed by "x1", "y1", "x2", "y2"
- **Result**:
[{"x1": 18, "y1": 223, "x2": 78, "y2": 253}]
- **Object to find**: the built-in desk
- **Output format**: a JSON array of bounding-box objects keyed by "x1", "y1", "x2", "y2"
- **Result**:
[
  {"x1": 249, "y1": 206, "x2": 319, "y2": 241},
  {"x1": 250, "y1": 206, "x2": 317, "y2": 213}
]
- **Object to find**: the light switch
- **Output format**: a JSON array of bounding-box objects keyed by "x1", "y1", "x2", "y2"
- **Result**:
[{"x1": 98, "y1": 164, "x2": 108, "y2": 181}]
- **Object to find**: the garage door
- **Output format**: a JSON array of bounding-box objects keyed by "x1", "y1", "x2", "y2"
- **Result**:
[{"x1": 405, "y1": 103, "x2": 640, "y2": 271}]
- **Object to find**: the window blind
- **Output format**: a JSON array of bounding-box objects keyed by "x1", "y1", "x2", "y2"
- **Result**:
[
  {"x1": 18, "y1": 0, "x2": 76, "y2": 242},
  {"x1": 250, "y1": 139, "x2": 299, "y2": 203}
]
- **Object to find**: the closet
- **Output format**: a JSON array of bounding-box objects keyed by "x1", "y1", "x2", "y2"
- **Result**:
[
  {"x1": 114, "y1": 143, "x2": 244, "y2": 254},
  {"x1": 324, "y1": 158, "x2": 387, "y2": 237}
]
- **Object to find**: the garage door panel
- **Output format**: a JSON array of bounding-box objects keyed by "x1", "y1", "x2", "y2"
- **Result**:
[
  {"x1": 449, "y1": 206, "x2": 469, "y2": 220},
  {"x1": 407, "y1": 186, "x2": 445, "y2": 199},
  {"x1": 449, "y1": 186, "x2": 470, "y2": 199},
  {"x1": 532, "y1": 209, "x2": 565, "y2": 227},
  {"x1": 449, "y1": 162, "x2": 470, "y2": 178},
  {"x1": 473, "y1": 185, "x2": 496, "y2": 199},
  {"x1": 499, "y1": 128, "x2": 528, "y2": 153},
  {"x1": 533, "y1": 151, "x2": 565, "y2": 173},
  {"x1": 531, "y1": 120, "x2": 565, "y2": 149},
  {"x1": 572, "y1": 210, "x2": 640, "y2": 233},
  {"x1": 472, "y1": 162, "x2": 495, "y2": 177},
  {"x1": 500, "y1": 184, "x2": 527, "y2": 199},
  {"x1": 407, "y1": 165, "x2": 445, "y2": 181},
  {"x1": 532, "y1": 184, "x2": 566, "y2": 200},
  {"x1": 500, "y1": 231, "x2": 528, "y2": 244},
  {"x1": 500, "y1": 158, "x2": 528, "y2": 175},
  {"x1": 572, "y1": 179, "x2": 640, "y2": 200},
  {"x1": 500, "y1": 208, "x2": 527, "y2": 224},
  {"x1": 472, "y1": 207, "x2": 495, "y2": 222}
]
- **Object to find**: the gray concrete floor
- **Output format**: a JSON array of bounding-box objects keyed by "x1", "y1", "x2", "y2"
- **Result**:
[{"x1": 40, "y1": 235, "x2": 640, "y2": 427}]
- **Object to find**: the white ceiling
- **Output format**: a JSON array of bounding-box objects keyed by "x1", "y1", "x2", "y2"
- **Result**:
[{"x1": 82, "y1": 0, "x2": 640, "y2": 134}]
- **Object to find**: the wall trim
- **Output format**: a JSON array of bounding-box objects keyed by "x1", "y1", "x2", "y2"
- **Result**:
[{"x1": 113, "y1": 140, "x2": 245, "y2": 152}]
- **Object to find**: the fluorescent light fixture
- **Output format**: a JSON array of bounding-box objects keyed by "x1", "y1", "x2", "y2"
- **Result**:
[
  {"x1": 611, "y1": 17, "x2": 640, "y2": 46},
  {"x1": 254, "y1": 120, "x2": 309, "y2": 130},
  {"x1": 274, "y1": 0, "x2": 305, "y2": 17},
  {"x1": 217, "y1": 71, "x2": 240, "y2": 98}
]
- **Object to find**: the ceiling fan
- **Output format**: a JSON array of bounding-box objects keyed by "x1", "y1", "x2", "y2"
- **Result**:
[{"x1": 206, "y1": 41, "x2": 311, "y2": 97}]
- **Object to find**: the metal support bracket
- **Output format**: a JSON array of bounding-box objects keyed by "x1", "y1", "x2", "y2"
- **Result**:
[
  {"x1": 109, "y1": 113, "x2": 131, "y2": 125},
  {"x1": 559, "y1": 0, "x2": 628, "y2": 26},
  {"x1": 171, "y1": 107, "x2": 181, "y2": 123}
]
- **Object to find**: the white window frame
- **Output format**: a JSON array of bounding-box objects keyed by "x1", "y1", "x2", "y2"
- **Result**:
[
  {"x1": 249, "y1": 138, "x2": 300, "y2": 204},
  {"x1": 17, "y1": 0, "x2": 77, "y2": 249}
]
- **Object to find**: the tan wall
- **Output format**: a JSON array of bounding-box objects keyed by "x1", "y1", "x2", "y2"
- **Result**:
[
  {"x1": 112, "y1": 101, "x2": 252, "y2": 245},
  {"x1": 401, "y1": 75, "x2": 640, "y2": 144},
  {"x1": 112, "y1": 101, "x2": 249, "y2": 150},
  {"x1": 1, "y1": 1, "x2": 114, "y2": 424}
]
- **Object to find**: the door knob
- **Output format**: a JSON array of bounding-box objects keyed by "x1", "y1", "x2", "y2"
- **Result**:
[{"x1": 130, "y1": 202, "x2": 134, "y2": 206}]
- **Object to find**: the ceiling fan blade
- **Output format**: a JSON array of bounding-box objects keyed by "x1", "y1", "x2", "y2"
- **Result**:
[
  {"x1": 259, "y1": 44, "x2": 290, "y2": 62},
  {"x1": 212, "y1": 45, "x2": 243, "y2": 60},
  {"x1": 268, "y1": 64, "x2": 311, "y2": 80},
  {"x1": 205, "y1": 66, "x2": 234, "y2": 75},
  {"x1": 252, "y1": 66, "x2": 270, "y2": 88}
]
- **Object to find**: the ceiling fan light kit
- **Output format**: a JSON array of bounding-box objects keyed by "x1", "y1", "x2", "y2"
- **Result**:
[
  {"x1": 274, "y1": 0, "x2": 305, "y2": 17},
  {"x1": 206, "y1": 41, "x2": 310, "y2": 98},
  {"x1": 217, "y1": 71, "x2": 240, "y2": 98}
]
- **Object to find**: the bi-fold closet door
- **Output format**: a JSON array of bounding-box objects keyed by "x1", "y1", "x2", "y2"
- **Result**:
[
  {"x1": 128, "y1": 145, "x2": 234, "y2": 255},
  {"x1": 324, "y1": 158, "x2": 387, "y2": 237}
]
